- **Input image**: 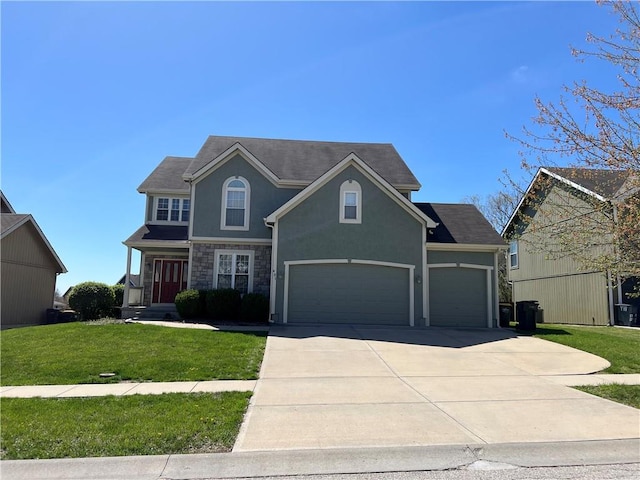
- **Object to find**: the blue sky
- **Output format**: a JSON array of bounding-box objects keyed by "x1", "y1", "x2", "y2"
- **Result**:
[{"x1": 1, "y1": 1, "x2": 620, "y2": 294}]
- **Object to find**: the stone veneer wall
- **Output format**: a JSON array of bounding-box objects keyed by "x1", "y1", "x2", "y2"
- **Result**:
[{"x1": 191, "y1": 243, "x2": 272, "y2": 297}]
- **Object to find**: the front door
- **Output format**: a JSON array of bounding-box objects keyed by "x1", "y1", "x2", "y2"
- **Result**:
[{"x1": 152, "y1": 259, "x2": 188, "y2": 304}]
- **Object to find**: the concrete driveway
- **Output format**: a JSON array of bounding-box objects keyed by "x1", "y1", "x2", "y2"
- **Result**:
[{"x1": 233, "y1": 325, "x2": 640, "y2": 451}]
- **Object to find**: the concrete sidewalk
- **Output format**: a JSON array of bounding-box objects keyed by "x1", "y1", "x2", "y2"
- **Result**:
[
  {"x1": 2, "y1": 439, "x2": 639, "y2": 480},
  {"x1": 0, "y1": 380, "x2": 256, "y2": 398}
]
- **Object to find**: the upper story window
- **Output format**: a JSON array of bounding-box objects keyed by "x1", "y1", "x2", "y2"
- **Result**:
[
  {"x1": 339, "y1": 179, "x2": 362, "y2": 224},
  {"x1": 221, "y1": 177, "x2": 250, "y2": 230},
  {"x1": 509, "y1": 240, "x2": 519, "y2": 269},
  {"x1": 155, "y1": 197, "x2": 189, "y2": 223}
]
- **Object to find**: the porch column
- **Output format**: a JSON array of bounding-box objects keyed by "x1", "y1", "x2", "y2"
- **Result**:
[{"x1": 123, "y1": 246, "x2": 132, "y2": 308}]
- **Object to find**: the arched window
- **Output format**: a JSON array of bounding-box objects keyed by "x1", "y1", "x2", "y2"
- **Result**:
[
  {"x1": 339, "y1": 179, "x2": 362, "y2": 224},
  {"x1": 221, "y1": 177, "x2": 250, "y2": 230}
]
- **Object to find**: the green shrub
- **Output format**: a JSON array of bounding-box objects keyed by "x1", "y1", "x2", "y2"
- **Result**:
[
  {"x1": 240, "y1": 293, "x2": 269, "y2": 323},
  {"x1": 68, "y1": 282, "x2": 116, "y2": 321},
  {"x1": 175, "y1": 290, "x2": 202, "y2": 319},
  {"x1": 111, "y1": 284, "x2": 125, "y2": 307},
  {"x1": 206, "y1": 289, "x2": 241, "y2": 320}
]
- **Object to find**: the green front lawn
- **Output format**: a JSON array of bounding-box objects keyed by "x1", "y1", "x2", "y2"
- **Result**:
[
  {"x1": 575, "y1": 384, "x2": 640, "y2": 409},
  {"x1": 0, "y1": 392, "x2": 251, "y2": 460},
  {"x1": 531, "y1": 324, "x2": 640, "y2": 374},
  {"x1": 0, "y1": 322, "x2": 267, "y2": 385}
]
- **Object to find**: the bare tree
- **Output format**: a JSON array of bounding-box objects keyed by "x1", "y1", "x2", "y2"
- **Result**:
[{"x1": 506, "y1": 0, "x2": 639, "y2": 279}]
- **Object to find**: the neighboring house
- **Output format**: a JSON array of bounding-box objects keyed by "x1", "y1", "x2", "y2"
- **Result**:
[
  {"x1": 1, "y1": 192, "x2": 67, "y2": 329},
  {"x1": 123, "y1": 136, "x2": 505, "y2": 327},
  {"x1": 116, "y1": 274, "x2": 141, "y2": 287},
  {"x1": 502, "y1": 167, "x2": 639, "y2": 326}
]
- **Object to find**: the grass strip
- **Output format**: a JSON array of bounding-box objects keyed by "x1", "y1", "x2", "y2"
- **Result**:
[
  {"x1": 575, "y1": 384, "x2": 640, "y2": 409},
  {"x1": 0, "y1": 392, "x2": 251, "y2": 460},
  {"x1": 531, "y1": 324, "x2": 640, "y2": 374},
  {"x1": 1, "y1": 322, "x2": 266, "y2": 385}
]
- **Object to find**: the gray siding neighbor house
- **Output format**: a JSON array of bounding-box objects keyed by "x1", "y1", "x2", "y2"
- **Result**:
[
  {"x1": 1, "y1": 192, "x2": 67, "y2": 329},
  {"x1": 503, "y1": 167, "x2": 639, "y2": 326},
  {"x1": 123, "y1": 135, "x2": 505, "y2": 327}
]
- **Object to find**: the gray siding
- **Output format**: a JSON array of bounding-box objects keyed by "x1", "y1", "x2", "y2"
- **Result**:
[
  {"x1": 192, "y1": 154, "x2": 300, "y2": 239},
  {"x1": 275, "y1": 165, "x2": 425, "y2": 324},
  {"x1": 428, "y1": 250, "x2": 494, "y2": 267},
  {"x1": 1, "y1": 223, "x2": 60, "y2": 328}
]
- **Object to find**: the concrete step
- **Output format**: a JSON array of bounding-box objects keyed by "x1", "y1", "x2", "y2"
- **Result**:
[{"x1": 121, "y1": 305, "x2": 181, "y2": 321}]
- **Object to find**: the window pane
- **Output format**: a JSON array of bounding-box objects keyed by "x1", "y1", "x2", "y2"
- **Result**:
[
  {"x1": 228, "y1": 179, "x2": 245, "y2": 188},
  {"x1": 235, "y1": 255, "x2": 249, "y2": 274},
  {"x1": 218, "y1": 255, "x2": 232, "y2": 274},
  {"x1": 510, "y1": 254, "x2": 518, "y2": 268},
  {"x1": 344, "y1": 205, "x2": 357, "y2": 219},
  {"x1": 227, "y1": 190, "x2": 245, "y2": 209},
  {"x1": 157, "y1": 198, "x2": 169, "y2": 221},
  {"x1": 181, "y1": 200, "x2": 190, "y2": 222},
  {"x1": 170, "y1": 210, "x2": 179, "y2": 221},
  {"x1": 345, "y1": 192, "x2": 357, "y2": 206},
  {"x1": 226, "y1": 208, "x2": 245, "y2": 226},
  {"x1": 217, "y1": 274, "x2": 232, "y2": 289},
  {"x1": 235, "y1": 275, "x2": 249, "y2": 294}
]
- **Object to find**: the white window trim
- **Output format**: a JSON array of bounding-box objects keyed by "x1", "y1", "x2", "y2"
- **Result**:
[
  {"x1": 152, "y1": 196, "x2": 190, "y2": 225},
  {"x1": 221, "y1": 176, "x2": 250, "y2": 231},
  {"x1": 339, "y1": 180, "x2": 362, "y2": 224},
  {"x1": 509, "y1": 240, "x2": 519, "y2": 269},
  {"x1": 213, "y1": 249, "x2": 254, "y2": 293}
]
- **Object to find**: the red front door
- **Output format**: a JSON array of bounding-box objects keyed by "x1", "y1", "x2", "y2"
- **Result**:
[{"x1": 152, "y1": 259, "x2": 188, "y2": 303}]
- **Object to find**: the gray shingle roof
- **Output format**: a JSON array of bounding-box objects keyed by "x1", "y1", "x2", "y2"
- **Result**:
[
  {"x1": 415, "y1": 203, "x2": 505, "y2": 246},
  {"x1": 186, "y1": 135, "x2": 421, "y2": 188},
  {"x1": 124, "y1": 225, "x2": 189, "y2": 245},
  {"x1": 1, "y1": 214, "x2": 30, "y2": 236},
  {"x1": 138, "y1": 156, "x2": 193, "y2": 193},
  {"x1": 545, "y1": 167, "x2": 630, "y2": 199}
]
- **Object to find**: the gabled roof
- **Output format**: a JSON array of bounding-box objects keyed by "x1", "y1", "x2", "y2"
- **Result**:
[
  {"x1": 185, "y1": 135, "x2": 421, "y2": 189},
  {"x1": 1, "y1": 213, "x2": 68, "y2": 273},
  {"x1": 501, "y1": 167, "x2": 635, "y2": 237},
  {"x1": 137, "y1": 156, "x2": 193, "y2": 193},
  {"x1": 1, "y1": 191, "x2": 16, "y2": 213},
  {"x1": 265, "y1": 153, "x2": 436, "y2": 228},
  {"x1": 544, "y1": 167, "x2": 631, "y2": 200},
  {"x1": 415, "y1": 203, "x2": 505, "y2": 247}
]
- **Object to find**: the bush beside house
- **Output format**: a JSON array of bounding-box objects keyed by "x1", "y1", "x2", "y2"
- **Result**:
[
  {"x1": 68, "y1": 282, "x2": 116, "y2": 320},
  {"x1": 175, "y1": 289, "x2": 269, "y2": 323}
]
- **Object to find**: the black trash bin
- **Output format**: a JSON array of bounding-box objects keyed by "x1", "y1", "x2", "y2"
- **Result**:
[
  {"x1": 499, "y1": 303, "x2": 514, "y2": 328},
  {"x1": 615, "y1": 304, "x2": 638, "y2": 326},
  {"x1": 516, "y1": 300, "x2": 539, "y2": 331},
  {"x1": 46, "y1": 308, "x2": 60, "y2": 324}
]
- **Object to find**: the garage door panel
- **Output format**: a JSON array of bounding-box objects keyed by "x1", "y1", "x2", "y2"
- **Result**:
[
  {"x1": 429, "y1": 268, "x2": 486, "y2": 327},
  {"x1": 288, "y1": 263, "x2": 409, "y2": 325}
]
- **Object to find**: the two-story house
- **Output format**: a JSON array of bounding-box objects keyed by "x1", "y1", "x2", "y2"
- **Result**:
[
  {"x1": 123, "y1": 136, "x2": 505, "y2": 327},
  {"x1": 503, "y1": 167, "x2": 639, "y2": 326}
]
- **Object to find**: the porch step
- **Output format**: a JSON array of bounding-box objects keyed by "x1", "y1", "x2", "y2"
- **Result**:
[{"x1": 121, "y1": 304, "x2": 181, "y2": 321}]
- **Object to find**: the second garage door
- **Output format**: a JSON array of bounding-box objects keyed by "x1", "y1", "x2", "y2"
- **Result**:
[
  {"x1": 429, "y1": 267, "x2": 487, "y2": 327},
  {"x1": 287, "y1": 262, "x2": 410, "y2": 325}
]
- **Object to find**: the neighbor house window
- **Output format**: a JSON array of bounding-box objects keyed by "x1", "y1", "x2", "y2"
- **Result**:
[
  {"x1": 221, "y1": 177, "x2": 250, "y2": 230},
  {"x1": 509, "y1": 240, "x2": 519, "y2": 269},
  {"x1": 215, "y1": 251, "x2": 253, "y2": 294},
  {"x1": 339, "y1": 180, "x2": 362, "y2": 224},
  {"x1": 155, "y1": 197, "x2": 189, "y2": 223}
]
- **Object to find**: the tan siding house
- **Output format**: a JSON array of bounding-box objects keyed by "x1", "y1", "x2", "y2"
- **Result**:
[
  {"x1": 503, "y1": 168, "x2": 638, "y2": 326},
  {"x1": 1, "y1": 192, "x2": 67, "y2": 329}
]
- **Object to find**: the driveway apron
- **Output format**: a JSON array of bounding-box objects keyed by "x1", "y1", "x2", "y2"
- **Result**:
[{"x1": 233, "y1": 325, "x2": 640, "y2": 451}]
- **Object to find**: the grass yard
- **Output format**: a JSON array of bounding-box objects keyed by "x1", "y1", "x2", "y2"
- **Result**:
[
  {"x1": 0, "y1": 392, "x2": 251, "y2": 459},
  {"x1": 531, "y1": 324, "x2": 640, "y2": 374},
  {"x1": 575, "y1": 384, "x2": 640, "y2": 409},
  {"x1": 0, "y1": 322, "x2": 267, "y2": 385}
]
